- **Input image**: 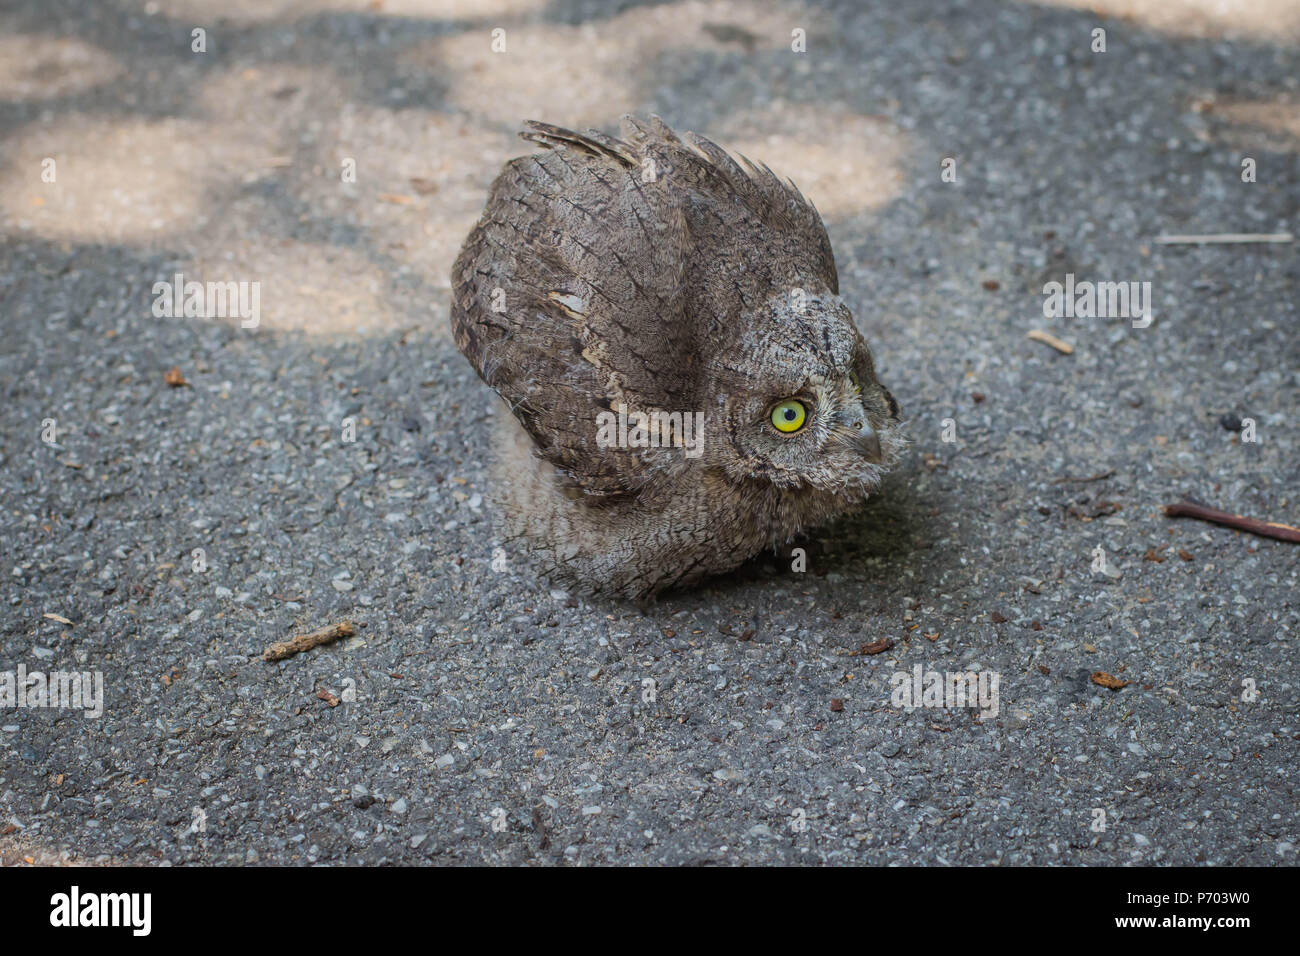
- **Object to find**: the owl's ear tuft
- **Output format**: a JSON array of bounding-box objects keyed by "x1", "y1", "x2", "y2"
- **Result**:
[{"x1": 881, "y1": 386, "x2": 900, "y2": 420}]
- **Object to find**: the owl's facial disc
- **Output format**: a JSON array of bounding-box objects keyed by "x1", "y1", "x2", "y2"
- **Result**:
[
  {"x1": 713, "y1": 289, "x2": 903, "y2": 491},
  {"x1": 722, "y1": 374, "x2": 895, "y2": 493}
]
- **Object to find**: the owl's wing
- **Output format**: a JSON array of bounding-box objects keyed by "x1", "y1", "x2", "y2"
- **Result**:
[
  {"x1": 452, "y1": 119, "x2": 700, "y2": 499},
  {"x1": 451, "y1": 116, "x2": 839, "y2": 498}
]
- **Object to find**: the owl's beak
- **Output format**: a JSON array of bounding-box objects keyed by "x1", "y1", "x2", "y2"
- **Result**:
[{"x1": 831, "y1": 415, "x2": 884, "y2": 463}]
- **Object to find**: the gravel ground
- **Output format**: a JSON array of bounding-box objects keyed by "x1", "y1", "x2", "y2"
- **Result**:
[{"x1": 1, "y1": 0, "x2": 1297, "y2": 865}]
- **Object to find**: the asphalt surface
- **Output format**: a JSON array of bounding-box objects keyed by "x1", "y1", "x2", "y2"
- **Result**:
[{"x1": 1, "y1": 0, "x2": 1297, "y2": 865}]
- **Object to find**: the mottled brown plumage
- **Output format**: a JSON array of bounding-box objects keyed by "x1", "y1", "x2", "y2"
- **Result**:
[{"x1": 451, "y1": 115, "x2": 904, "y2": 599}]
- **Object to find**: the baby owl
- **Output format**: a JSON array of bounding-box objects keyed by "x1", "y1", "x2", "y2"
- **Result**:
[{"x1": 451, "y1": 115, "x2": 904, "y2": 600}]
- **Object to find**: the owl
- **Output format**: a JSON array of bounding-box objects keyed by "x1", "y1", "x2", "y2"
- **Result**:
[{"x1": 451, "y1": 115, "x2": 905, "y2": 600}]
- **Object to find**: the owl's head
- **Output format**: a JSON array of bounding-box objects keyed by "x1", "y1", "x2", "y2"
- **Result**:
[{"x1": 704, "y1": 288, "x2": 904, "y2": 498}]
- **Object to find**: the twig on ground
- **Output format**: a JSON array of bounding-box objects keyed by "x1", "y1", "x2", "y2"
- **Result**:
[
  {"x1": 262, "y1": 621, "x2": 358, "y2": 662},
  {"x1": 1163, "y1": 501, "x2": 1300, "y2": 544},
  {"x1": 1051, "y1": 470, "x2": 1115, "y2": 484},
  {"x1": 1027, "y1": 329, "x2": 1074, "y2": 354},
  {"x1": 1153, "y1": 233, "x2": 1292, "y2": 245}
]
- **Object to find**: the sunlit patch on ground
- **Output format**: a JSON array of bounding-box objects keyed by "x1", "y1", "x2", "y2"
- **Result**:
[
  {"x1": 1207, "y1": 95, "x2": 1300, "y2": 152},
  {"x1": 151, "y1": 0, "x2": 550, "y2": 24},
  {"x1": 718, "y1": 106, "x2": 910, "y2": 219},
  {"x1": 0, "y1": 35, "x2": 123, "y2": 99},
  {"x1": 1033, "y1": 0, "x2": 1300, "y2": 42},
  {"x1": 0, "y1": 118, "x2": 224, "y2": 242},
  {"x1": 190, "y1": 239, "x2": 406, "y2": 334}
]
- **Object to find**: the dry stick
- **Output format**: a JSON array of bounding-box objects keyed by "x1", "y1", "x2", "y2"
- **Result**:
[
  {"x1": 1163, "y1": 501, "x2": 1300, "y2": 544},
  {"x1": 262, "y1": 621, "x2": 357, "y2": 662},
  {"x1": 1051, "y1": 469, "x2": 1115, "y2": 484},
  {"x1": 1027, "y1": 329, "x2": 1074, "y2": 354},
  {"x1": 1154, "y1": 233, "x2": 1293, "y2": 245}
]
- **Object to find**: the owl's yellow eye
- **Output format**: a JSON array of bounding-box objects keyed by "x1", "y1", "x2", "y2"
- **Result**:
[{"x1": 770, "y1": 399, "x2": 807, "y2": 433}]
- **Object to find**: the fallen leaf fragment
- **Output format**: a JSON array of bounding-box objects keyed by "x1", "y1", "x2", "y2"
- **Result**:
[{"x1": 1091, "y1": 671, "x2": 1130, "y2": 690}]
